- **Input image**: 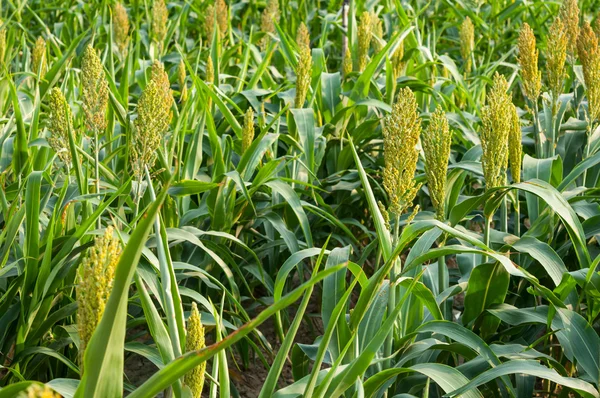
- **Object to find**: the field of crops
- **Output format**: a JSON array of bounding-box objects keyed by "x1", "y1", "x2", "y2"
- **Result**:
[{"x1": 3, "y1": 0, "x2": 600, "y2": 396}]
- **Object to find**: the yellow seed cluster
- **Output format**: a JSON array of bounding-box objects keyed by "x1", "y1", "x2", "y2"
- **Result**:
[
  {"x1": 517, "y1": 23, "x2": 541, "y2": 103},
  {"x1": 295, "y1": 29, "x2": 312, "y2": 108},
  {"x1": 577, "y1": 22, "x2": 600, "y2": 123},
  {"x1": 357, "y1": 11, "x2": 372, "y2": 72},
  {"x1": 371, "y1": 13, "x2": 383, "y2": 52},
  {"x1": 260, "y1": 0, "x2": 280, "y2": 49},
  {"x1": 205, "y1": 0, "x2": 228, "y2": 40},
  {"x1": 152, "y1": 0, "x2": 168, "y2": 52},
  {"x1": 184, "y1": 302, "x2": 206, "y2": 398},
  {"x1": 460, "y1": 17, "x2": 474, "y2": 73},
  {"x1": 392, "y1": 40, "x2": 405, "y2": 79},
  {"x1": 559, "y1": 0, "x2": 579, "y2": 57},
  {"x1": 546, "y1": 17, "x2": 567, "y2": 103},
  {"x1": 342, "y1": 46, "x2": 352, "y2": 76},
  {"x1": 81, "y1": 45, "x2": 108, "y2": 133},
  {"x1": 422, "y1": 107, "x2": 452, "y2": 220},
  {"x1": 178, "y1": 59, "x2": 187, "y2": 102},
  {"x1": 383, "y1": 87, "x2": 422, "y2": 215},
  {"x1": 47, "y1": 88, "x2": 74, "y2": 165},
  {"x1": 242, "y1": 107, "x2": 254, "y2": 153},
  {"x1": 480, "y1": 73, "x2": 512, "y2": 190},
  {"x1": 296, "y1": 22, "x2": 310, "y2": 50},
  {"x1": 508, "y1": 105, "x2": 522, "y2": 184},
  {"x1": 77, "y1": 227, "x2": 120, "y2": 365},
  {"x1": 377, "y1": 200, "x2": 391, "y2": 231},
  {"x1": 113, "y1": 3, "x2": 130, "y2": 55},
  {"x1": 131, "y1": 61, "x2": 173, "y2": 178},
  {"x1": 0, "y1": 19, "x2": 5, "y2": 65},
  {"x1": 32, "y1": 37, "x2": 47, "y2": 77},
  {"x1": 17, "y1": 384, "x2": 60, "y2": 398}
]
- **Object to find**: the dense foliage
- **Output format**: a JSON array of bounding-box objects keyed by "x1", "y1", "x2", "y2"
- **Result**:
[{"x1": 1, "y1": 0, "x2": 600, "y2": 397}]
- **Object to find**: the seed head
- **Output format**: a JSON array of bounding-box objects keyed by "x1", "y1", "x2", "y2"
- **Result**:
[
  {"x1": 178, "y1": 59, "x2": 187, "y2": 102},
  {"x1": 184, "y1": 302, "x2": 206, "y2": 398},
  {"x1": 480, "y1": 73, "x2": 512, "y2": 190},
  {"x1": 371, "y1": 13, "x2": 383, "y2": 52},
  {"x1": 357, "y1": 11, "x2": 372, "y2": 72},
  {"x1": 77, "y1": 227, "x2": 120, "y2": 365},
  {"x1": 0, "y1": 21, "x2": 5, "y2": 65},
  {"x1": 17, "y1": 384, "x2": 60, "y2": 398},
  {"x1": 559, "y1": 0, "x2": 579, "y2": 57},
  {"x1": 296, "y1": 22, "x2": 310, "y2": 51},
  {"x1": 546, "y1": 17, "x2": 568, "y2": 104},
  {"x1": 342, "y1": 46, "x2": 352, "y2": 76},
  {"x1": 81, "y1": 45, "x2": 108, "y2": 133},
  {"x1": 295, "y1": 39, "x2": 312, "y2": 108},
  {"x1": 132, "y1": 61, "x2": 173, "y2": 178},
  {"x1": 216, "y1": 0, "x2": 228, "y2": 36},
  {"x1": 460, "y1": 17, "x2": 474, "y2": 73},
  {"x1": 32, "y1": 37, "x2": 47, "y2": 77},
  {"x1": 47, "y1": 88, "x2": 74, "y2": 165},
  {"x1": 508, "y1": 105, "x2": 522, "y2": 184},
  {"x1": 422, "y1": 107, "x2": 451, "y2": 220},
  {"x1": 260, "y1": 0, "x2": 280, "y2": 50},
  {"x1": 392, "y1": 40, "x2": 405, "y2": 79},
  {"x1": 206, "y1": 56, "x2": 214, "y2": 84},
  {"x1": 152, "y1": 0, "x2": 168, "y2": 52},
  {"x1": 377, "y1": 200, "x2": 391, "y2": 231},
  {"x1": 113, "y1": 3, "x2": 130, "y2": 55},
  {"x1": 242, "y1": 107, "x2": 254, "y2": 153},
  {"x1": 206, "y1": 0, "x2": 228, "y2": 39},
  {"x1": 383, "y1": 87, "x2": 422, "y2": 215},
  {"x1": 577, "y1": 22, "x2": 600, "y2": 123},
  {"x1": 517, "y1": 23, "x2": 541, "y2": 103}
]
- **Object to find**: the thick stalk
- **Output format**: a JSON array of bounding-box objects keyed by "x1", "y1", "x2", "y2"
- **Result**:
[
  {"x1": 437, "y1": 234, "x2": 448, "y2": 319},
  {"x1": 384, "y1": 214, "x2": 401, "y2": 369},
  {"x1": 94, "y1": 130, "x2": 101, "y2": 229},
  {"x1": 483, "y1": 213, "x2": 492, "y2": 261},
  {"x1": 500, "y1": 196, "x2": 508, "y2": 233}
]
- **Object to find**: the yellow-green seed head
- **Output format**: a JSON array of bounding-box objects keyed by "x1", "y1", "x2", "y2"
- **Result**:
[
  {"x1": 518, "y1": 23, "x2": 541, "y2": 103},
  {"x1": 383, "y1": 87, "x2": 422, "y2": 215},
  {"x1": 152, "y1": 0, "x2": 168, "y2": 52},
  {"x1": 508, "y1": 105, "x2": 522, "y2": 184},
  {"x1": 422, "y1": 107, "x2": 452, "y2": 220},
  {"x1": 77, "y1": 227, "x2": 120, "y2": 365},
  {"x1": 131, "y1": 61, "x2": 173, "y2": 178},
  {"x1": 546, "y1": 17, "x2": 568, "y2": 104},
  {"x1": 577, "y1": 22, "x2": 600, "y2": 123},
  {"x1": 216, "y1": 0, "x2": 228, "y2": 36},
  {"x1": 81, "y1": 45, "x2": 108, "y2": 133},
  {"x1": 242, "y1": 107, "x2": 254, "y2": 153},
  {"x1": 377, "y1": 200, "x2": 391, "y2": 231},
  {"x1": 113, "y1": 3, "x2": 130, "y2": 55},
  {"x1": 480, "y1": 73, "x2": 512, "y2": 190},
  {"x1": 178, "y1": 59, "x2": 187, "y2": 102},
  {"x1": 205, "y1": 5, "x2": 216, "y2": 40},
  {"x1": 32, "y1": 37, "x2": 47, "y2": 77},
  {"x1": 206, "y1": 56, "x2": 214, "y2": 84},
  {"x1": 0, "y1": 21, "x2": 5, "y2": 65},
  {"x1": 392, "y1": 40, "x2": 405, "y2": 79},
  {"x1": 47, "y1": 88, "x2": 74, "y2": 165},
  {"x1": 260, "y1": 0, "x2": 280, "y2": 50},
  {"x1": 460, "y1": 17, "x2": 474, "y2": 73},
  {"x1": 17, "y1": 384, "x2": 60, "y2": 398},
  {"x1": 295, "y1": 44, "x2": 312, "y2": 108},
  {"x1": 342, "y1": 46, "x2": 352, "y2": 76},
  {"x1": 184, "y1": 302, "x2": 206, "y2": 398},
  {"x1": 371, "y1": 13, "x2": 383, "y2": 52},
  {"x1": 297, "y1": 22, "x2": 310, "y2": 51},
  {"x1": 357, "y1": 11, "x2": 372, "y2": 72},
  {"x1": 559, "y1": 0, "x2": 579, "y2": 57}
]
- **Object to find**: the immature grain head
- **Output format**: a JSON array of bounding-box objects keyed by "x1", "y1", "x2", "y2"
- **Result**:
[
  {"x1": 559, "y1": 0, "x2": 579, "y2": 57},
  {"x1": 77, "y1": 227, "x2": 120, "y2": 365},
  {"x1": 371, "y1": 12, "x2": 383, "y2": 52},
  {"x1": 508, "y1": 105, "x2": 522, "y2": 184},
  {"x1": 18, "y1": 384, "x2": 60, "y2": 398},
  {"x1": 0, "y1": 20, "x2": 6, "y2": 65},
  {"x1": 480, "y1": 73, "x2": 512, "y2": 189},
  {"x1": 342, "y1": 46, "x2": 352, "y2": 76},
  {"x1": 184, "y1": 302, "x2": 206, "y2": 398},
  {"x1": 422, "y1": 107, "x2": 452, "y2": 220},
  {"x1": 113, "y1": 3, "x2": 130, "y2": 55},
  {"x1": 205, "y1": 5, "x2": 216, "y2": 39},
  {"x1": 392, "y1": 40, "x2": 405, "y2": 79},
  {"x1": 131, "y1": 61, "x2": 173, "y2": 178},
  {"x1": 295, "y1": 38, "x2": 312, "y2": 108},
  {"x1": 152, "y1": 0, "x2": 168, "y2": 52},
  {"x1": 577, "y1": 22, "x2": 600, "y2": 123},
  {"x1": 297, "y1": 22, "x2": 310, "y2": 51},
  {"x1": 216, "y1": 0, "x2": 228, "y2": 36},
  {"x1": 178, "y1": 59, "x2": 187, "y2": 102},
  {"x1": 242, "y1": 107, "x2": 254, "y2": 153},
  {"x1": 32, "y1": 36, "x2": 47, "y2": 77},
  {"x1": 546, "y1": 17, "x2": 568, "y2": 103},
  {"x1": 81, "y1": 45, "x2": 108, "y2": 133},
  {"x1": 47, "y1": 88, "x2": 74, "y2": 165},
  {"x1": 383, "y1": 87, "x2": 422, "y2": 215},
  {"x1": 460, "y1": 17, "x2": 474, "y2": 73},
  {"x1": 260, "y1": 0, "x2": 279, "y2": 49},
  {"x1": 357, "y1": 11, "x2": 372, "y2": 72},
  {"x1": 518, "y1": 23, "x2": 541, "y2": 103}
]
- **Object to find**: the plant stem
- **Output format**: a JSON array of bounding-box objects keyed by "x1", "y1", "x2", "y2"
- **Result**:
[
  {"x1": 500, "y1": 196, "x2": 508, "y2": 233},
  {"x1": 438, "y1": 234, "x2": 448, "y2": 319},
  {"x1": 384, "y1": 213, "x2": 400, "y2": 368},
  {"x1": 483, "y1": 214, "x2": 492, "y2": 262},
  {"x1": 94, "y1": 129, "x2": 101, "y2": 229}
]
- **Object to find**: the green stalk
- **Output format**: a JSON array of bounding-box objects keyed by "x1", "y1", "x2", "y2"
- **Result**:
[
  {"x1": 384, "y1": 213, "x2": 400, "y2": 368},
  {"x1": 94, "y1": 129, "x2": 101, "y2": 229},
  {"x1": 484, "y1": 213, "x2": 492, "y2": 262},
  {"x1": 437, "y1": 234, "x2": 448, "y2": 319},
  {"x1": 500, "y1": 196, "x2": 508, "y2": 233}
]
